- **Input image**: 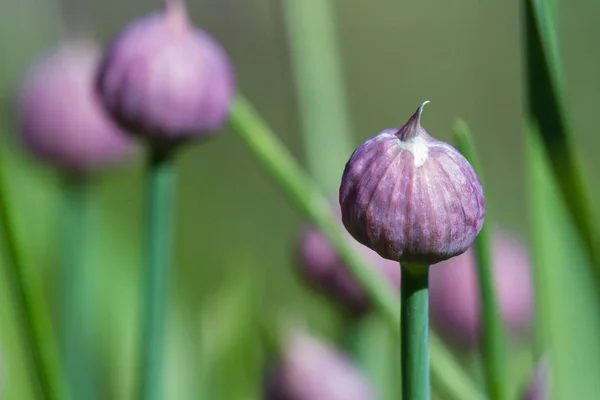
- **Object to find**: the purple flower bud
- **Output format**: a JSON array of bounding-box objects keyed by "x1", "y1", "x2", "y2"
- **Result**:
[
  {"x1": 429, "y1": 230, "x2": 533, "y2": 347},
  {"x1": 17, "y1": 39, "x2": 134, "y2": 174},
  {"x1": 521, "y1": 356, "x2": 550, "y2": 400},
  {"x1": 96, "y1": 0, "x2": 235, "y2": 144},
  {"x1": 295, "y1": 203, "x2": 400, "y2": 315},
  {"x1": 265, "y1": 332, "x2": 377, "y2": 400},
  {"x1": 339, "y1": 102, "x2": 485, "y2": 265}
]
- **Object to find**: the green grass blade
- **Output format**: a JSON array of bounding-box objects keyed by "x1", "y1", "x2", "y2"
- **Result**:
[
  {"x1": 526, "y1": 122, "x2": 600, "y2": 400},
  {"x1": 280, "y1": 0, "x2": 354, "y2": 193},
  {"x1": 229, "y1": 95, "x2": 484, "y2": 400},
  {"x1": 453, "y1": 120, "x2": 507, "y2": 400},
  {"x1": 523, "y1": 0, "x2": 600, "y2": 278},
  {"x1": 0, "y1": 145, "x2": 65, "y2": 400}
]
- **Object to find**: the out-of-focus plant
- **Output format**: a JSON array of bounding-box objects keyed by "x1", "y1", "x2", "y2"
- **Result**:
[
  {"x1": 95, "y1": 0, "x2": 235, "y2": 398},
  {"x1": 265, "y1": 330, "x2": 377, "y2": 400},
  {"x1": 17, "y1": 36, "x2": 135, "y2": 400},
  {"x1": 229, "y1": 95, "x2": 485, "y2": 400}
]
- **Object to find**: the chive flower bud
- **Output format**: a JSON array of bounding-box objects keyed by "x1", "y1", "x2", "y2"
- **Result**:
[
  {"x1": 295, "y1": 204, "x2": 400, "y2": 315},
  {"x1": 265, "y1": 332, "x2": 377, "y2": 400},
  {"x1": 429, "y1": 230, "x2": 533, "y2": 347},
  {"x1": 339, "y1": 102, "x2": 485, "y2": 265},
  {"x1": 96, "y1": 0, "x2": 235, "y2": 146},
  {"x1": 17, "y1": 39, "x2": 133, "y2": 174}
]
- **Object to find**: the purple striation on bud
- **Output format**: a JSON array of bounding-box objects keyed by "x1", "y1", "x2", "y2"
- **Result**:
[
  {"x1": 339, "y1": 102, "x2": 485, "y2": 265},
  {"x1": 429, "y1": 230, "x2": 533, "y2": 347},
  {"x1": 17, "y1": 39, "x2": 134, "y2": 174},
  {"x1": 96, "y1": 0, "x2": 235, "y2": 144},
  {"x1": 521, "y1": 356, "x2": 549, "y2": 400},
  {"x1": 265, "y1": 332, "x2": 377, "y2": 400},
  {"x1": 295, "y1": 203, "x2": 400, "y2": 315}
]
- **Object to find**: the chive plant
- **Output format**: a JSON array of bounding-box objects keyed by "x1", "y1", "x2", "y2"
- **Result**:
[
  {"x1": 338, "y1": 102, "x2": 485, "y2": 400},
  {"x1": 229, "y1": 95, "x2": 485, "y2": 400},
  {"x1": 95, "y1": 1, "x2": 235, "y2": 398},
  {"x1": 17, "y1": 35, "x2": 134, "y2": 399}
]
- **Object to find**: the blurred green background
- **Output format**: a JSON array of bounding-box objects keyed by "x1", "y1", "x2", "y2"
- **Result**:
[{"x1": 1, "y1": 0, "x2": 600, "y2": 399}]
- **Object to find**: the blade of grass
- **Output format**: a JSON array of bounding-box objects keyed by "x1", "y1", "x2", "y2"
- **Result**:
[
  {"x1": 229, "y1": 95, "x2": 484, "y2": 400},
  {"x1": 280, "y1": 0, "x2": 363, "y2": 364},
  {"x1": 0, "y1": 146, "x2": 64, "y2": 399},
  {"x1": 453, "y1": 120, "x2": 507, "y2": 400},
  {"x1": 523, "y1": 0, "x2": 600, "y2": 279},
  {"x1": 280, "y1": 0, "x2": 353, "y2": 194},
  {"x1": 526, "y1": 121, "x2": 600, "y2": 400}
]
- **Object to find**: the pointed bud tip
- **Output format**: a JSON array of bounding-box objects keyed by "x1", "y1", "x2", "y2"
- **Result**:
[
  {"x1": 416, "y1": 100, "x2": 430, "y2": 125},
  {"x1": 396, "y1": 100, "x2": 430, "y2": 141}
]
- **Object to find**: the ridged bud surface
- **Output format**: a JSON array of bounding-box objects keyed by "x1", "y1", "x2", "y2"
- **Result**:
[
  {"x1": 339, "y1": 102, "x2": 485, "y2": 264},
  {"x1": 265, "y1": 332, "x2": 376, "y2": 400},
  {"x1": 96, "y1": 0, "x2": 235, "y2": 143},
  {"x1": 18, "y1": 39, "x2": 133, "y2": 174}
]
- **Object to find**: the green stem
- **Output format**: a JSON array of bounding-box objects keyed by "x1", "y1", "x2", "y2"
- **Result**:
[
  {"x1": 453, "y1": 120, "x2": 506, "y2": 400},
  {"x1": 524, "y1": 0, "x2": 600, "y2": 283},
  {"x1": 340, "y1": 315, "x2": 363, "y2": 359},
  {"x1": 137, "y1": 147, "x2": 176, "y2": 400},
  {"x1": 0, "y1": 151, "x2": 64, "y2": 399},
  {"x1": 61, "y1": 176, "x2": 95, "y2": 400},
  {"x1": 401, "y1": 264, "x2": 430, "y2": 400},
  {"x1": 280, "y1": 0, "x2": 353, "y2": 193},
  {"x1": 229, "y1": 95, "x2": 484, "y2": 400}
]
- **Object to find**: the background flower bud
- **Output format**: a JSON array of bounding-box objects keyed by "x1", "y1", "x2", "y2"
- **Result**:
[
  {"x1": 339, "y1": 102, "x2": 485, "y2": 265},
  {"x1": 96, "y1": 0, "x2": 235, "y2": 144},
  {"x1": 265, "y1": 332, "x2": 376, "y2": 400},
  {"x1": 429, "y1": 230, "x2": 533, "y2": 347},
  {"x1": 17, "y1": 39, "x2": 133, "y2": 174},
  {"x1": 295, "y1": 203, "x2": 400, "y2": 315}
]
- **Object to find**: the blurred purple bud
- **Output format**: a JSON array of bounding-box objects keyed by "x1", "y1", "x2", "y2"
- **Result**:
[
  {"x1": 295, "y1": 207, "x2": 400, "y2": 315},
  {"x1": 96, "y1": 0, "x2": 235, "y2": 145},
  {"x1": 429, "y1": 230, "x2": 533, "y2": 347},
  {"x1": 17, "y1": 39, "x2": 134, "y2": 174},
  {"x1": 521, "y1": 356, "x2": 550, "y2": 400},
  {"x1": 265, "y1": 332, "x2": 376, "y2": 400},
  {"x1": 339, "y1": 102, "x2": 485, "y2": 265}
]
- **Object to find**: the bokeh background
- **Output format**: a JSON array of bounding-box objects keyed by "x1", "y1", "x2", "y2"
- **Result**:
[{"x1": 0, "y1": 0, "x2": 599, "y2": 399}]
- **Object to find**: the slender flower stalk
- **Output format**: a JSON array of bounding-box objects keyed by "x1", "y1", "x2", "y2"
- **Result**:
[
  {"x1": 338, "y1": 103, "x2": 485, "y2": 400},
  {"x1": 229, "y1": 95, "x2": 484, "y2": 400},
  {"x1": 281, "y1": 0, "x2": 362, "y2": 359},
  {"x1": 138, "y1": 147, "x2": 176, "y2": 400},
  {"x1": 280, "y1": 0, "x2": 353, "y2": 194},
  {"x1": 0, "y1": 147, "x2": 65, "y2": 400},
  {"x1": 453, "y1": 120, "x2": 507, "y2": 400},
  {"x1": 61, "y1": 175, "x2": 95, "y2": 400},
  {"x1": 95, "y1": 1, "x2": 235, "y2": 398},
  {"x1": 401, "y1": 264, "x2": 430, "y2": 400}
]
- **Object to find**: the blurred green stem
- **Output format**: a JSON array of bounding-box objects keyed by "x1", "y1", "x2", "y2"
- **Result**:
[
  {"x1": 340, "y1": 315, "x2": 362, "y2": 359},
  {"x1": 281, "y1": 0, "x2": 353, "y2": 193},
  {"x1": 229, "y1": 95, "x2": 484, "y2": 400},
  {"x1": 0, "y1": 150, "x2": 64, "y2": 399},
  {"x1": 454, "y1": 120, "x2": 507, "y2": 400},
  {"x1": 61, "y1": 175, "x2": 95, "y2": 400},
  {"x1": 524, "y1": 0, "x2": 600, "y2": 282},
  {"x1": 401, "y1": 264, "x2": 430, "y2": 400},
  {"x1": 137, "y1": 147, "x2": 176, "y2": 400}
]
